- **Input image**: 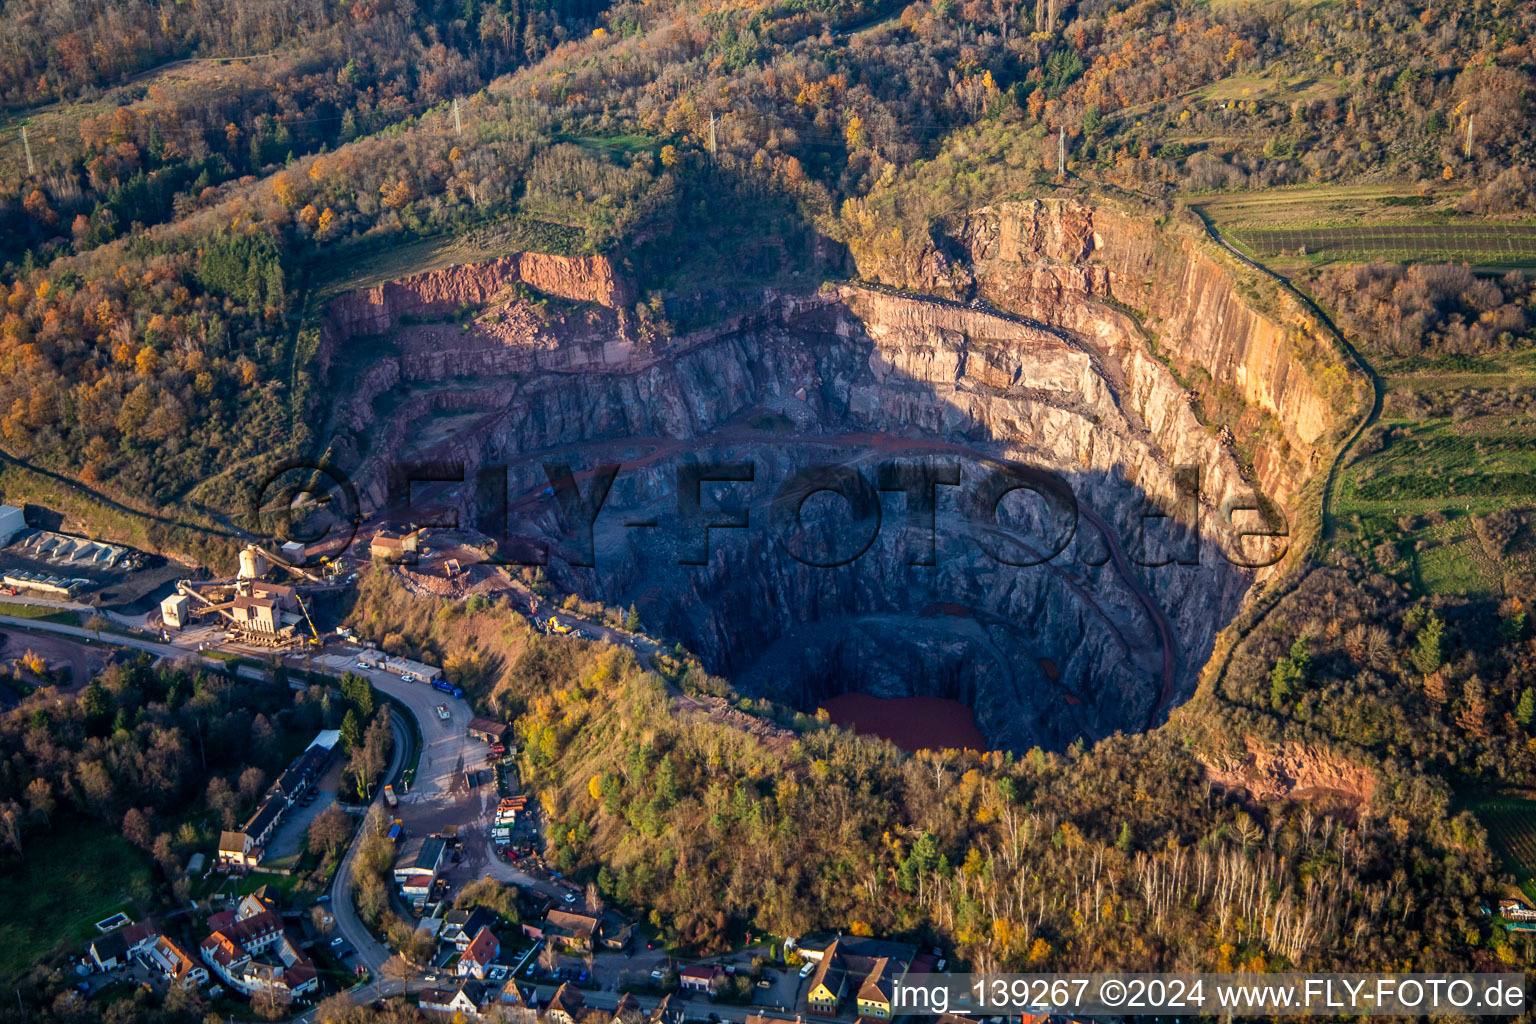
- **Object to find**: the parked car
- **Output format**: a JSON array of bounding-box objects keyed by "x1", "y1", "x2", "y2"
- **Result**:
[
  {"x1": 799, "y1": 962, "x2": 815, "y2": 979},
  {"x1": 563, "y1": 892, "x2": 576, "y2": 904},
  {"x1": 651, "y1": 970, "x2": 667, "y2": 981},
  {"x1": 436, "y1": 704, "x2": 451, "y2": 721},
  {"x1": 330, "y1": 938, "x2": 345, "y2": 947},
  {"x1": 757, "y1": 979, "x2": 772, "y2": 989}
]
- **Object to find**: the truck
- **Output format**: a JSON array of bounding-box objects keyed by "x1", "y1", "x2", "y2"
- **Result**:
[
  {"x1": 431, "y1": 678, "x2": 464, "y2": 699},
  {"x1": 383, "y1": 784, "x2": 398, "y2": 808}
]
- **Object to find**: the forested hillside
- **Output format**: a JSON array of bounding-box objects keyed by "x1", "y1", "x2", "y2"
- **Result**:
[
  {"x1": 1, "y1": 0, "x2": 1535, "y2": 1020},
  {"x1": 0, "y1": 0, "x2": 1532, "y2": 539}
]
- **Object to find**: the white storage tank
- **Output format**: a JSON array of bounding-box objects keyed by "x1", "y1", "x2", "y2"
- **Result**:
[{"x1": 238, "y1": 545, "x2": 268, "y2": 580}]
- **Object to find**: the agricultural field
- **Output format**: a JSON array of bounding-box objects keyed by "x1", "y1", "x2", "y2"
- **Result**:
[
  {"x1": 1468, "y1": 797, "x2": 1536, "y2": 903},
  {"x1": 1332, "y1": 384, "x2": 1536, "y2": 597},
  {"x1": 1191, "y1": 185, "x2": 1536, "y2": 271}
]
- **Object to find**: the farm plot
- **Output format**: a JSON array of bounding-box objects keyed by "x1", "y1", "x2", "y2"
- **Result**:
[
  {"x1": 1470, "y1": 798, "x2": 1536, "y2": 900},
  {"x1": 1227, "y1": 223, "x2": 1536, "y2": 265}
]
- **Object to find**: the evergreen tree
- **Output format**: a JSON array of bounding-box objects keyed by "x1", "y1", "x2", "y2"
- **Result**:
[{"x1": 1412, "y1": 610, "x2": 1444, "y2": 676}]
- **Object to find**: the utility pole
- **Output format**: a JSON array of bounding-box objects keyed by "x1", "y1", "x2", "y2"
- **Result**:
[
  {"x1": 1058, "y1": 126, "x2": 1066, "y2": 177},
  {"x1": 708, "y1": 113, "x2": 717, "y2": 158},
  {"x1": 1464, "y1": 114, "x2": 1473, "y2": 158},
  {"x1": 453, "y1": 98, "x2": 463, "y2": 135},
  {"x1": 21, "y1": 124, "x2": 34, "y2": 175}
]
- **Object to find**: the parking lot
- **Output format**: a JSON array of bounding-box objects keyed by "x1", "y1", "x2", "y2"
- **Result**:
[{"x1": 260, "y1": 757, "x2": 345, "y2": 866}]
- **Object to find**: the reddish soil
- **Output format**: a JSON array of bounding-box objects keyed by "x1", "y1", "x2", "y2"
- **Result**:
[{"x1": 820, "y1": 692, "x2": 987, "y2": 753}]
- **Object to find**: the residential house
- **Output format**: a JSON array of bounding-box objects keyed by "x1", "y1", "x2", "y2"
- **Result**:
[
  {"x1": 611, "y1": 993, "x2": 645, "y2": 1024},
  {"x1": 217, "y1": 732, "x2": 338, "y2": 872},
  {"x1": 1499, "y1": 899, "x2": 1536, "y2": 922},
  {"x1": 145, "y1": 936, "x2": 208, "y2": 988},
  {"x1": 199, "y1": 891, "x2": 318, "y2": 1004},
  {"x1": 524, "y1": 909, "x2": 598, "y2": 953},
  {"x1": 544, "y1": 983, "x2": 585, "y2": 1024},
  {"x1": 803, "y1": 938, "x2": 917, "y2": 1018},
  {"x1": 442, "y1": 907, "x2": 498, "y2": 952},
  {"x1": 854, "y1": 957, "x2": 901, "y2": 1019},
  {"x1": 678, "y1": 964, "x2": 724, "y2": 995},
  {"x1": 89, "y1": 921, "x2": 158, "y2": 971},
  {"x1": 649, "y1": 994, "x2": 683, "y2": 1024},
  {"x1": 421, "y1": 983, "x2": 490, "y2": 1017},
  {"x1": 459, "y1": 926, "x2": 500, "y2": 980},
  {"x1": 274, "y1": 741, "x2": 333, "y2": 803},
  {"x1": 496, "y1": 978, "x2": 533, "y2": 1010},
  {"x1": 596, "y1": 912, "x2": 636, "y2": 952}
]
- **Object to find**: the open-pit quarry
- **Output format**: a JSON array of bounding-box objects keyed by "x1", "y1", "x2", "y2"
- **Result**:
[{"x1": 313, "y1": 195, "x2": 1356, "y2": 753}]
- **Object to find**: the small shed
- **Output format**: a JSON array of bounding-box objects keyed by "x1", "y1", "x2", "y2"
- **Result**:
[{"x1": 467, "y1": 717, "x2": 508, "y2": 743}]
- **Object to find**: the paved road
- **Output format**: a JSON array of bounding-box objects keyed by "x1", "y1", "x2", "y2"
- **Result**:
[
  {"x1": 323, "y1": 707, "x2": 413, "y2": 985},
  {"x1": 0, "y1": 612, "x2": 271, "y2": 681}
]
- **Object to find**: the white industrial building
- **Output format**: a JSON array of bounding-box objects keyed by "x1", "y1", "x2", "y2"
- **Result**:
[{"x1": 0, "y1": 505, "x2": 25, "y2": 547}]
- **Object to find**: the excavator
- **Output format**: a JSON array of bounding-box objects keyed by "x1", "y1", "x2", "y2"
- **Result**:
[{"x1": 547, "y1": 616, "x2": 572, "y2": 634}]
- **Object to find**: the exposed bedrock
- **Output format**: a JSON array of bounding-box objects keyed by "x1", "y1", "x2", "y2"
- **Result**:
[{"x1": 315, "y1": 198, "x2": 1354, "y2": 751}]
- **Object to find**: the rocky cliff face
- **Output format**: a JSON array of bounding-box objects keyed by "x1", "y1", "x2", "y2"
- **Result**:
[
  {"x1": 851, "y1": 197, "x2": 1352, "y2": 509},
  {"x1": 320, "y1": 252, "x2": 631, "y2": 357},
  {"x1": 314, "y1": 196, "x2": 1350, "y2": 751}
]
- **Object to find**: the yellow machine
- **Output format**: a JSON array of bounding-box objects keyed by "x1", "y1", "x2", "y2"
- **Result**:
[{"x1": 547, "y1": 616, "x2": 572, "y2": 634}]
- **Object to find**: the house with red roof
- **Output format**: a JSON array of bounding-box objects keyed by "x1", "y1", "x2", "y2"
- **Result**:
[{"x1": 457, "y1": 925, "x2": 500, "y2": 980}]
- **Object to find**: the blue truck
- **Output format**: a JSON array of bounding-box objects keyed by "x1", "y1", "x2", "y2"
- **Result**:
[{"x1": 431, "y1": 678, "x2": 464, "y2": 699}]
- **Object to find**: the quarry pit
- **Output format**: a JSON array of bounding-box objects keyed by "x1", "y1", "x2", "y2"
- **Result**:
[{"x1": 314, "y1": 197, "x2": 1351, "y2": 752}]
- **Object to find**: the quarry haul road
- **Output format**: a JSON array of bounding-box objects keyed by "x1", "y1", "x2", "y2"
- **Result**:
[{"x1": 500, "y1": 427, "x2": 1182, "y2": 730}]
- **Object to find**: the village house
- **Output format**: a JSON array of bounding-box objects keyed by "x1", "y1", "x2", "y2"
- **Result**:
[
  {"x1": 803, "y1": 937, "x2": 917, "y2": 1018},
  {"x1": 88, "y1": 920, "x2": 159, "y2": 971},
  {"x1": 217, "y1": 731, "x2": 339, "y2": 872},
  {"x1": 145, "y1": 935, "x2": 208, "y2": 989},
  {"x1": 442, "y1": 907, "x2": 498, "y2": 952},
  {"x1": 198, "y1": 890, "x2": 319, "y2": 1004},
  {"x1": 420, "y1": 982, "x2": 491, "y2": 1017},
  {"x1": 458, "y1": 926, "x2": 500, "y2": 979},
  {"x1": 1499, "y1": 899, "x2": 1536, "y2": 922},
  {"x1": 595, "y1": 912, "x2": 636, "y2": 951},
  {"x1": 611, "y1": 992, "x2": 644, "y2": 1024},
  {"x1": 523, "y1": 909, "x2": 597, "y2": 953},
  {"x1": 678, "y1": 963, "x2": 724, "y2": 995},
  {"x1": 649, "y1": 993, "x2": 683, "y2": 1024},
  {"x1": 544, "y1": 982, "x2": 586, "y2": 1024},
  {"x1": 496, "y1": 978, "x2": 534, "y2": 1012}
]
